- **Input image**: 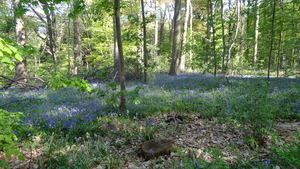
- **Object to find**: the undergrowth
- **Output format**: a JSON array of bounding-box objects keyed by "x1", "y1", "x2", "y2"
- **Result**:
[{"x1": 0, "y1": 74, "x2": 299, "y2": 168}]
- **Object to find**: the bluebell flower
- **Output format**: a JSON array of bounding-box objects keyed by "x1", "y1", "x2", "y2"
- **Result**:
[
  {"x1": 74, "y1": 137, "x2": 80, "y2": 142},
  {"x1": 108, "y1": 126, "x2": 115, "y2": 130},
  {"x1": 146, "y1": 119, "x2": 152, "y2": 124},
  {"x1": 109, "y1": 113, "x2": 118, "y2": 117},
  {"x1": 63, "y1": 119, "x2": 76, "y2": 128},
  {"x1": 263, "y1": 159, "x2": 271, "y2": 164},
  {"x1": 225, "y1": 102, "x2": 230, "y2": 108},
  {"x1": 148, "y1": 149, "x2": 155, "y2": 154},
  {"x1": 195, "y1": 162, "x2": 203, "y2": 168},
  {"x1": 81, "y1": 114, "x2": 95, "y2": 124}
]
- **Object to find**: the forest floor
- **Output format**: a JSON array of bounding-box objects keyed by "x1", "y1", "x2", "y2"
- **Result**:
[
  {"x1": 1, "y1": 74, "x2": 300, "y2": 168},
  {"x1": 2, "y1": 113, "x2": 299, "y2": 169}
]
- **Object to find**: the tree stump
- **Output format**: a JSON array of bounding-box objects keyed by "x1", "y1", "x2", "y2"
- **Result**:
[{"x1": 140, "y1": 138, "x2": 173, "y2": 160}]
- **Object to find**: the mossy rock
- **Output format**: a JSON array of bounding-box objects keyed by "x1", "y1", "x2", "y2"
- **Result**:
[{"x1": 140, "y1": 138, "x2": 173, "y2": 160}]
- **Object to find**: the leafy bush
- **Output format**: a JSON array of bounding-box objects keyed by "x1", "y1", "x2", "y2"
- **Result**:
[
  {"x1": 47, "y1": 72, "x2": 91, "y2": 92},
  {"x1": 272, "y1": 133, "x2": 300, "y2": 167},
  {"x1": 0, "y1": 109, "x2": 25, "y2": 168},
  {"x1": 0, "y1": 37, "x2": 23, "y2": 70}
]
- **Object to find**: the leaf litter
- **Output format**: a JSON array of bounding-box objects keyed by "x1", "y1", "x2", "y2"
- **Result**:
[{"x1": 1, "y1": 113, "x2": 299, "y2": 168}]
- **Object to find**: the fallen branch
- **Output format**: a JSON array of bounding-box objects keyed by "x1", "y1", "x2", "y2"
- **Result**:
[{"x1": 0, "y1": 75, "x2": 46, "y2": 90}]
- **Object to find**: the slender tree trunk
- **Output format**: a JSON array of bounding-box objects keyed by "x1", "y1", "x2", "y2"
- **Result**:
[
  {"x1": 227, "y1": 0, "x2": 240, "y2": 74},
  {"x1": 158, "y1": 8, "x2": 166, "y2": 56},
  {"x1": 114, "y1": 0, "x2": 126, "y2": 111},
  {"x1": 141, "y1": 0, "x2": 148, "y2": 83},
  {"x1": 221, "y1": 0, "x2": 226, "y2": 74},
  {"x1": 253, "y1": 0, "x2": 260, "y2": 66},
  {"x1": 244, "y1": 0, "x2": 250, "y2": 62},
  {"x1": 154, "y1": 1, "x2": 159, "y2": 61},
  {"x1": 206, "y1": 0, "x2": 212, "y2": 65},
  {"x1": 41, "y1": 2, "x2": 57, "y2": 64},
  {"x1": 169, "y1": 0, "x2": 182, "y2": 75},
  {"x1": 189, "y1": 2, "x2": 193, "y2": 70},
  {"x1": 73, "y1": 13, "x2": 81, "y2": 72},
  {"x1": 276, "y1": 0, "x2": 283, "y2": 78},
  {"x1": 210, "y1": 1, "x2": 216, "y2": 77},
  {"x1": 267, "y1": 0, "x2": 276, "y2": 81},
  {"x1": 113, "y1": 16, "x2": 119, "y2": 80},
  {"x1": 13, "y1": 0, "x2": 27, "y2": 84},
  {"x1": 168, "y1": 4, "x2": 174, "y2": 44},
  {"x1": 179, "y1": 0, "x2": 190, "y2": 72}
]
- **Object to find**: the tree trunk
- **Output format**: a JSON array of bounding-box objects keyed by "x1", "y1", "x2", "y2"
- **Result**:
[
  {"x1": 267, "y1": 0, "x2": 276, "y2": 81},
  {"x1": 114, "y1": 0, "x2": 126, "y2": 111},
  {"x1": 253, "y1": 0, "x2": 260, "y2": 66},
  {"x1": 180, "y1": 0, "x2": 190, "y2": 72},
  {"x1": 210, "y1": 0, "x2": 216, "y2": 77},
  {"x1": 227, "y1": 0, "x2": 240, "y2": 74},
  {"x1": 168, "y1": 4, "x2": 174, "y2": 44},
  {"x1": 221, "y1": 0, "x2": 226, "y2": 74},
  {"x1": 13, "y1": 0, "x2": 27, "y2": 85},
  {"x1": 189, "y1": 2, "x2": 193, "y2": 70},
  {"x1": 154, "y1": 0, "x2": 159, "y2": 61},
  {"x1": 113, "y1": 16, "x2": 120, "y2": 80},
  {"x1": 158, "y1": 8, "x2": 166, "y2": 56},
  {"x1": 41, "y1": 2, "x2": 57, "y2": 64},
  {"x1": 73, "y1": 13, "x2": 81, "y2": 71},
  {"x1": 206, "y1": 0, "x2": 212, "y2": 65},
  {"x1": 169, "y1": 0, "x2": 181, "y2": 75},
  {"x1": 141, "y1": 0, "x2": 148, "y2": 83}
]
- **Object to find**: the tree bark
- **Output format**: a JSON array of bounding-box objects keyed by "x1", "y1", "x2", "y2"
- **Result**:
[
  {"x1": 180, "y1": 0, "x2": 190, "y2": 72},
  {"x1": 221, "y1": 0, "x2": 226, "y2": 74},
  {"x1": 189, "y1": 2, "x2": 193, "y2": 70},
  {"x1": 210, "y1": 0, "x2": 216, "y2": 77},
  {"x1": 253, "y1": 0, "x2": 260, "y2": 66},
  {"x1": 113, "y1": 16, "x2": 120, "y2": 80},
  {"x1": 141, "y1": 0, "x2": 148, "y2": 83},
  {"x1": 114, "y1": 0, "x2": 126, "y2": 111},
  {"x1": 169, "y1": 0, "x2": 181, "y2": 75},
  {"x1": 13, "y1": 0, "x2": 27, "y2": 85},
  {"x1": 73, "y1": 13, "x2": 81, "y2": 71},
  {"x1": 267, "y1": 0, "x2": 276, "y2": 81},
  {"x1": 41, "y1": 2, "x2": 57, "y2": 64},
  {"x1": 158, "y1": 8, "x2": 166, "y2": 56},
  {"x1": 154, "y1": 0, "x2": 159, "y2": 61},
  {"x1": 227, "y1": 0, "x2": 240, "y2": 74}
]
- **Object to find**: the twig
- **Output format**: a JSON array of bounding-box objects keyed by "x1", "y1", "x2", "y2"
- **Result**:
[
  {"x1": 0, "y1": 75, "x2": 45, "y2": 90},
  {"x1": 112, "y1": 71, "x2": 118, "y2": 81},
  {"x1": 226, "y1": 77, "x2": 231, "y2": 85}
]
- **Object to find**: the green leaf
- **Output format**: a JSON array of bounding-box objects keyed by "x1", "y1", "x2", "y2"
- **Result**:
[
  {"x1": 8, "y1": 64, "x2": 14, "y2": 70},
  {"x1": 0, "y1": 41, "x2": 3, "y2": 49},
  {"x1": 0, "y1": 159, "x2": 10, "y2": 169},
  {"x1": 5, "y1": 149, "x2": 20, "y2": 159},
  {"x1": 1, "y1": 57, "x2": 13, "y2": 65},
  {"x1": 8, "y1": 45, "x2": 17, "y2": 53},
  {"x1": 2, "y1": 47, "x2": 12, "y2": 55},
  {"x1": 18, "y1": 154, "x2": 25, "y2": 161},
  {"x1": 15, "y1": 53, "x2": 23, "y2": 62}
]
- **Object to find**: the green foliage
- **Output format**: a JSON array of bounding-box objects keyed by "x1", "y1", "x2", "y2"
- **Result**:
[
  {"x1": 0, "y1": 37, "x2": 23, "y2": 70},
  {"x1": 180, "y1": 148, "x2": 228, "y2": 169},
  {"x1": 141, "y1": 125, "x2": 159, "y2": 141},
  {"x1": 272, "y1": 133, "x2": 300, "y2": 167},
  {"x1": 91, "y1": 80, "x2": 144, "y2": 108},
  {"x1": 0, "y1": 109, "x2": 25, "y2": 168},
  {"x1": 47, "y1": 72, "x2": 91, "y2": 92}
]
